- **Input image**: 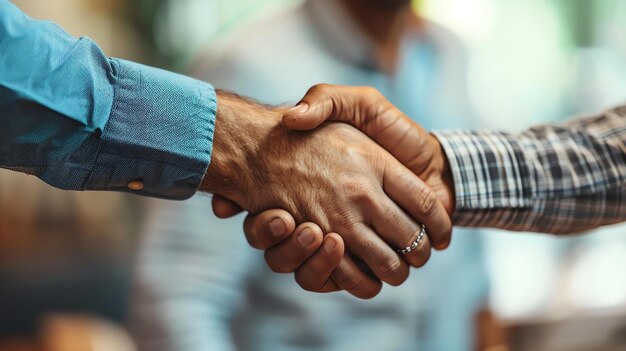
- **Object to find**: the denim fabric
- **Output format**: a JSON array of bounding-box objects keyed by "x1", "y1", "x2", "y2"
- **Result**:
[{"x1": 0, "y1": 0, "x2": 216, "y2": 199}]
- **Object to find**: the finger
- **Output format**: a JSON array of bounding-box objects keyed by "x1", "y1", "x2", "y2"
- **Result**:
[
  {"x1": 383, "y1": 161, "x2": 452, "y2": 250},
  {"x1": 369, "y1": 196, "x2": 430, "y2": 269},
  {"x1": 331, "y1": 254, "x2": 382, "y2": 299},
  {"x1": 340, "y1": 222, "x2": 409, "y2": 287},
  {"x1": 212, "y1": 194, "x2": 244, "y2": 218},
  {"x1": 283, "y1": 84, "x2": 361, "y2": 130},
  {"x1": 294, "y1": 233, "x2": 344, "y2": 293},
  {"x1": 397, "y1": 228, "x2": 432, "y2": 268},
  {"x1": 264, "y1": 223, "x2": 324, "y2": 273},
  {"x1": 243, "y1": 210, "x2": 297, "y2": 250},
  {"x1": 283, "y1": 85, "x2": 436, "y2": 180}
]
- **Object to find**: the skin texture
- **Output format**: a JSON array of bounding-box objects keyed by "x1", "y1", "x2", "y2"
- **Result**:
[
  {"x1": 284, "y1": 85, "x2": 456, "y2": 217},
  {"x1": 203, "y1": 90, "x2": 452, "y2": 298},
  {"x1": 212, "y1": 86, "x2": 455, "y2": 297}
]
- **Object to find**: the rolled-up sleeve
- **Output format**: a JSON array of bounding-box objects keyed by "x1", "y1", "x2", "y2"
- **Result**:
[{"x1": 0, "y1": 0, "x2": 216, "y2": 199}]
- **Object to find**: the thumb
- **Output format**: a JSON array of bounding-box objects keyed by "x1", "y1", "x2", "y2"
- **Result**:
[
  {"x1": 282, "y1": 84, "x2": 357, "y2": 131},
  {"x1": 212, "y1": 194, "x2": 244, "y2": 218}
]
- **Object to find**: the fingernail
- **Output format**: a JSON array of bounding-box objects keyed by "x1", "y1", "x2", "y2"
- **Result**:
[
  {"x1": 289, "y1": 103, "x2": 309, "y2": 114},
  {"x1": 323, "y1": 237, "x2": 337, "y2": 253},
  {"x1": 268, "y1": 218, "x2": 286, "y2": 237},
  {"x1": 297, "y1": 228, "x2": 315, "y2": 247}
]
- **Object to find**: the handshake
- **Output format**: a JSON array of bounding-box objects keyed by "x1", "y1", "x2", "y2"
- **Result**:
[{"x1": 202, "y1": 84, "x2": 458, "y2": 299}]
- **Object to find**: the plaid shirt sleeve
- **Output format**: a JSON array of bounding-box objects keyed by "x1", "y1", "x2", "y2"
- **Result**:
[{"x1": 432, "y1": 106, "x2": 626, "y2": 234}]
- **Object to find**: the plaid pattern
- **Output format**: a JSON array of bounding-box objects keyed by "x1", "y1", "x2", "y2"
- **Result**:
[{"x1": 433, "y1": 107, "x2": 626, "y2": 234}]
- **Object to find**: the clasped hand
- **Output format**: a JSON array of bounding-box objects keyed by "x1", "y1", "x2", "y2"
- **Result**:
[{"x1": 209, "y1": 85, "x2": 455, "y2": 299}]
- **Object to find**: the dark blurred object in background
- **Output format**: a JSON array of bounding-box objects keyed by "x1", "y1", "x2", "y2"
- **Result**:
[
  {"x1": 0, "y1": 314, "x2": 136, "y2": 351},
  {"x1": 507, "y1": 311, "x2": 626, "y2": 351}
]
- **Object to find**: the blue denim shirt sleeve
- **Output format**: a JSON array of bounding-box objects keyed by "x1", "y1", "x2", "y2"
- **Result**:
[{"x1": 0, "y1": 0, "x2": 215, "y2": 199}]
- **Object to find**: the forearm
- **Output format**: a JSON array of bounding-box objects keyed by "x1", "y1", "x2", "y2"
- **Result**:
[
  {"x1": 0, "y1": 1, "x2": 215, "y2": 199},
  {"x1": 201, "y1": 92, "x2": 290, "y2": 211},
  {"x1": 201, "y1": 92, "x2": 275, "y2": 196},
  {"x1": 434, "y1": 108, "x2": 626, "y2": 234}
]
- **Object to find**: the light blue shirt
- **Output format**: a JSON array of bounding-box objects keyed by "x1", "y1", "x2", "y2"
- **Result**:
[
  {"x1": 0, "y1": 0, "x2": 216, "y2": 199},
  {"x1": 133, "y1": 1, "x2": 489, "y2": 351}
]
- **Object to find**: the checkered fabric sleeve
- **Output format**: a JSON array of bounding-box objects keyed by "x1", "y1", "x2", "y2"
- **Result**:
[{"x1": 432, "y1": 107, "x2": 626, "y2": 234}]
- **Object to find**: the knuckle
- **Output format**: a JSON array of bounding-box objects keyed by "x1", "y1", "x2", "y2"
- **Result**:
[
  {"x1": 332, "y1": 213, "x2": 359, "y2": 233},
  {"x1": 376, "y1": 257, "x2": 405, "y2": 282},
  {"x1": 414, "y1": 247, "x2": 432, "y2": 268},
  {"x1": 344, "y1": 145, "x2": 366, "y2": 161},
  {"x1": 243, "y1": 220, "x2": 264, "y2": 249},
  {"x1": 363, "y1": 86, "x2": 381, "y2": 99},
  {"x1": 417, "y1": 186, "x2": 439, "y2": 217},
  {"x1": 332, "y1": 270, "x2": 362, "y2": 292},
  {"x1": 345, "y1": 178, "x2": 364, "y2": 196},
  {"x1": 295, "y1": 272, "x2": 320, "y2": 292},
  {"x1": 356, "y1": 191, "x2": 378, "y2": 211},
  {"x1": 308, "y1": 83, "x2": 330, "y2": 96},
  {"x1": 440, "y1": 220, "x2": 453, "y2": 245},
  {"x1": 264, "y1": 251, "x2": 292, "y2": 274},
  {"x1": 346, "y1": 179, "x2": 378, "y2": 209},
  {"x1": 308, "y1": 258, "x2": 332, "y2": 275},
  {"x1": 329, "y1": 204, "x2": 362, "y2": 235},
  {"x1": 329, "y1": 200, "x2": 360, "y2": 231}
]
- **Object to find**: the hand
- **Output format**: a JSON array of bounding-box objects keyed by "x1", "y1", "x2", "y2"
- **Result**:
[
  {"x1": 212, "y1": 197, "x2": 345, "y2": 292},
  {"x1": 203, "y1": 91, "x2": 452, "y2": 298},
  {"x1": 283, "y1": 84, "x2": 456, "y2": 216},
  {"x1": 219, "y1": 85, "x2": 457, "y2": 294}
]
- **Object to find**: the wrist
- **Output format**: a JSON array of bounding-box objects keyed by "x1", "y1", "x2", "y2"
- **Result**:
[
  {"x1": 201, "y1": 91, "x2": 282, "y2": 206},
  {"x1": 429, "y1": 134, "x2": 456, "y2": 215},
  {"x1": 439, "y1": 144, "x2": 456, "y2": 215}
]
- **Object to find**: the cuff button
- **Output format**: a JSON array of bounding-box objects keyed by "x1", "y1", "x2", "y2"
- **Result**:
[{"x1": 127, "y1": 180, "x2": 144, "y2": 191}]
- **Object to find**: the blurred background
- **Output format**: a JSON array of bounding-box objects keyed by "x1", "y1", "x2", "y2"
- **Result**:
[{"x1": 1, "y1": 0, "x2": 625, "y2": 350}]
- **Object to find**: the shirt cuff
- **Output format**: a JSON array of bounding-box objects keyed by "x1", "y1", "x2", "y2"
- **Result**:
[
  {"x1": 84, "y1": 59, "x2": 216, "y2": 200},
  {"x1": 432, "y1": 130, "x2": 533, "y2": 226}
]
